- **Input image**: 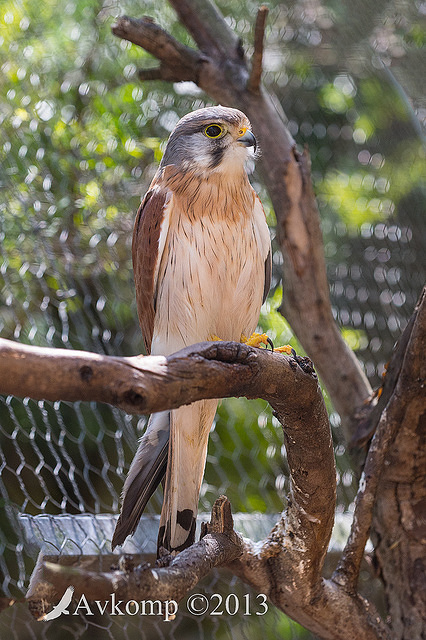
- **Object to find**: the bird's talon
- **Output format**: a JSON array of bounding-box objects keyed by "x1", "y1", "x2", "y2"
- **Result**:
[
  {"x1": 267, "y1": 337, "x2": 274, "y2": 351},
  {"x1": 274, "y1": 344, "x2": 295, "y2": 355},
  {"x1": 241, "y1": 332, "x2": 270, "y2": 349}
]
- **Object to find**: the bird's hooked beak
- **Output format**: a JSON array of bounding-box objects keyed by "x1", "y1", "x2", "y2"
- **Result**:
[{"x1": 237, "y1": 128, "x2": 257, "y2": 153}]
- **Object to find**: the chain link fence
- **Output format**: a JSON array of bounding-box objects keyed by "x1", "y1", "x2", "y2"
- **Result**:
[{"x1": 0, "y1": 0, "x2": 424, "y2": 637}]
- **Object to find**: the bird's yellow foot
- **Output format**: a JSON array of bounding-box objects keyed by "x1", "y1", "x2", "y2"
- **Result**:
[
  {"x1": 208, "y1": 335, "x2": 223, "y2": 341},
  {"x1": 274, "y1": 345, "x2": 295, "y2": 355},
  {"x1": 241, "y1": 332, "x2": 274, "y2": 350}
]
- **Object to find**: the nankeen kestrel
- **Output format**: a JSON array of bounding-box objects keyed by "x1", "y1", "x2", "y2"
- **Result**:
[{"x1": 112, "y1": 106, "x2": 271, "y2": 555}]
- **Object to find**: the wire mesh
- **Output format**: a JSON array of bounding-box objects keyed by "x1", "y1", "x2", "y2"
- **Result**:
[{"x1": 0, "y1": 0, "x2": 424, "y2": 638}]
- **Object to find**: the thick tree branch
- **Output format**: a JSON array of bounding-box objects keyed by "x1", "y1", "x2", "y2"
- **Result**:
[
  {"x1": 370, "y1": 289, "x2": 426, "y2": 637},
  {"x1": 0, "y1": 337, "x2": 336, "y2": 561},
  {"x1": 230, "y1": 541, "x2": 390, "y2": 640},
  {"x1": 271, "y1": 380, "x2": 336, "y2": 581},
  {"x1": 4, "y1": 329, "x2": 396, "y2": 638},
  {"x1": 111, "y1": 0, "x2": 372, "y2": 441},
  {"x1": 0, "y1": 337, "x2": 316, "y2": 415},
  {"x1": 2, "y1": 332, "x2": 353, "y2": 636},
  {"x1": 333, "y1": 394, "x2": 403, "y2": 592},
  {"x1": 16, "y1": 344, "x2": 341, "y2": 637},
  {"x1": 275, "y1": 147, "x2": 371, "y2": 439}
]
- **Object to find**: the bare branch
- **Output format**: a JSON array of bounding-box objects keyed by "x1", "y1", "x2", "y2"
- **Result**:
[
  {"x1": 1, "y1": 333, "x2": 337, "y2": 590},
  {"x1": 333, "y1": 395, "x2": 402, "y2": 591},
  {"x1": 9, "y1": 328, "x2": 388, "y2": 638},
  {"x1": 1, "y1": 336, "x2": 336, "y2": 563},
  {"x1": 371, "y1": 292, "x2": 426, "y2": 636},
  {"x1": 112, "y1": 16, "x2": 201, "y2": 83},
  {"x1": 275, "y1": 147, "x2": 372, "y2": 439},
  {"x1": 0, "y1": 337, "x2": 319, "y2": 415},
  {"x1": 137, "y1": 67, "x2": 171, "y2": 82},
  {"x1": 168, "y1": 0, "x2": 242, "y2": 59},
  {"x1": 229, "y1": 534, "x2": 391, "y2": 640},
  {"x1": 271, "y1": 382, "x2": 336, "y2": 580},
  {"x1": 27, "y1": 497, "x2": 243, "y2": 615},
  {"x1": 247, "y1": 5, "x2": 269, "y2": 94},
  {"x1": 4, "y1": 333, "x2": 342, "y2": 634}
]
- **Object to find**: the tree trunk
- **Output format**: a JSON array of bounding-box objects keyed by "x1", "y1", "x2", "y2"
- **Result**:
[{"x1": 372, "y1": 291, "x2": 426, "y2": 639}]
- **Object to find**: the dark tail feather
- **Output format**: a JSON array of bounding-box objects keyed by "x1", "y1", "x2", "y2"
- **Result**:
[
  {"x1": 112, "y1": 411, "x2": 170, "y2": 549},
  {"x1": 157, "y1": 400, "x2": 218, "y2": 555}
]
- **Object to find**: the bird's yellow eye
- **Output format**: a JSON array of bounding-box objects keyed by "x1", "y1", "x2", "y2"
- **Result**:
[{"x1": 204, "y1": 124, "x2": 223, "y2": 139}]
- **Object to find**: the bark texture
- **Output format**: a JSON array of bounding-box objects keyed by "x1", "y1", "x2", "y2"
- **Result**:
[{"x1": 371, "y1": 291, "x2": 426, "y2": 639}]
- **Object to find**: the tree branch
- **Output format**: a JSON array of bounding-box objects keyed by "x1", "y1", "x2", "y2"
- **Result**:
[
  {"x1": 111, "y1": 0, "x2": 372, "y2": 440},
  {"x1": 247, "y1": 5, "x2": 269, "y2": 94},
  {"x1": 2, "y1": 334, "x2": 352, "y2": 636},
  {"x1": 231, "y1": 542, "x2": 390, "y2": 640},
  {"x1": 0, "y1": 337, "x2": 316, "y2": 415},
  {"x1": 1, "y1": 333, "x2": 337, "y2": 584},
  {"x1": 333, "y1": 394, "x2": 403, "y2": 592},
  {"x1": 168, "y1": 0, "x2": 242, "y2": 59},
  {"x1": 111, "y1": 16, "x2": 201, "y2": 83},
  {"x1": 27, "y1": 497, "x2": 243, "y2": 617},
  {"x1": 7, "y1": 331, "x2": 387, "y2": 638},
  {"x1": 275, "y1": 147, "x2": 372, "y2": 439},
  {"x1": 368, "y1": 290, "x2": 426, "y2": 635},
  {"x1": 0, "y1": 337, "x2": 336, "y2": 558}
]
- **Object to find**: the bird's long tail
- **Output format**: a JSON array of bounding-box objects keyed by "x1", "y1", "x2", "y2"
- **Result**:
[
  {"x1": 158, "y1": 399, "x2": 218, "y2": 554},
  {"x1": 112, "y1": 411, "x2": 170, "y2": 550}
]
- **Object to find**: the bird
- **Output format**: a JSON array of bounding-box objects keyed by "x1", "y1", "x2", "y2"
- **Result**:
[{"x1": 112, "y1": 105, "x2": 272, "y2": 555}]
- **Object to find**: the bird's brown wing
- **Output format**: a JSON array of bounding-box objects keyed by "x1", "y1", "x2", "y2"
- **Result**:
[
  {"x1": 113, "y1": 187, "x2": 170, "y2": 549},
  {"x1": 254, "y1": 193, "x2": 272, "y2": 304},
  {"x1": 132, "y1": 186, "x2": 169, "y2": 354},
  {"x1": 263, "y1": 248, "x2": 272, "y2": 304}
]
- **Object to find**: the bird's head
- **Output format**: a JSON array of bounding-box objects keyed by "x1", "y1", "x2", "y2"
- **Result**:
[{"x1": 159, "y1": 106, "x2": 257, "y2": 176}]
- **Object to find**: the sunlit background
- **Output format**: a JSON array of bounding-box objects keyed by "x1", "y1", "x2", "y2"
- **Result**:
[{"x1": 0, "y1": 0, "x2": 424, "y2": 637}]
